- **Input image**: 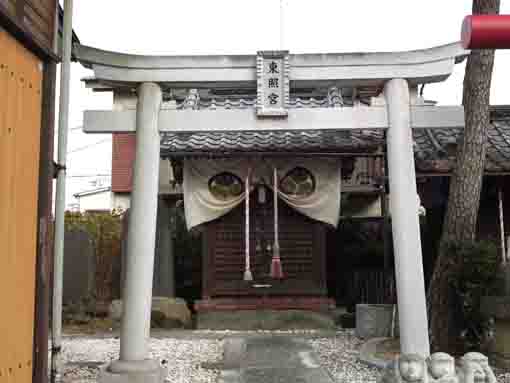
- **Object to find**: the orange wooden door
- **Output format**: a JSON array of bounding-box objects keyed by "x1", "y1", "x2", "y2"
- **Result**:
[{"x1": 0, "y1": 28, "x2": 43, "y2": 383}]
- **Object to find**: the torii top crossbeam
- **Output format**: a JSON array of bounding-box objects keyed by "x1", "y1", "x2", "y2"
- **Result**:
[{"x1": 75, "y1": 42, "x2": 467, "y2": 89}]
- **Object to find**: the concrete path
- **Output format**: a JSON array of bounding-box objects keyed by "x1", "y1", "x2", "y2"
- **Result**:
[{"x1": 219, "y1": 336, "x2": 334, "y2": 383}]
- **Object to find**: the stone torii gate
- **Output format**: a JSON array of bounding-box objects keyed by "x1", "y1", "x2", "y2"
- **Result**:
[{"x1": 75, "y1": 43, "x2": 468, "y2": 383}]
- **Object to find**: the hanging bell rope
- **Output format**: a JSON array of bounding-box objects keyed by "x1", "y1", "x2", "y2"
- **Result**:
[
  {"x1": 244, "y1": 169, "x2": 253, "y2": 281},
  {"x1": 499, "y1": 188, "x2": 507, "y2": 265},
  {"x1": 271, "y1": 167, "x2": 284, "y2": 279}
]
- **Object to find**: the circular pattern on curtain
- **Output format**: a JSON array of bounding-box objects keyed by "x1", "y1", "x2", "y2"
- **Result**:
[
  {"x1": 208, "y1": 172, "x2": 244, "y2": 201},
  {"x1": 279, "y1": 167, "x2": 316, "y2": 198}
]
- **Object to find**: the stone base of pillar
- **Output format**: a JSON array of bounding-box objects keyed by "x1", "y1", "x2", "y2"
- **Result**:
[{"x1": 99, "y1": 360, "x2": 166, "y2": 383}]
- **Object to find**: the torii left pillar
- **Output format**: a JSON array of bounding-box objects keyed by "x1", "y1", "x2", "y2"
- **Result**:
[{"x1": 100, "y1": 82, "x2": 166, "y2": 383}]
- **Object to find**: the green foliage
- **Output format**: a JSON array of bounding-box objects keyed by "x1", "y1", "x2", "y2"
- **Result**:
[
  {"x1": 65, "y1": 210, "x2": 123, "y2": 303},
  {"x1": 444, "y1": 240, "x2": 500, "y2": 350},
  {"x1": 65, "y1": 209, "x2": 123, "y2": 248}
]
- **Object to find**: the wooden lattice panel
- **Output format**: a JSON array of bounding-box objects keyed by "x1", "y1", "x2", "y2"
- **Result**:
[
  {"x1": 204, "y1": 187, "x2": 326, "y2": 298},
  {"x1": 0, "y1": 29, "x2": 42, "y2": 383}
]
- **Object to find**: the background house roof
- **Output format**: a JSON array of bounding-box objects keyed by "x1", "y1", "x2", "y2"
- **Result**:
[{"x1": 74, "y1": 186, "x2": 111, "y2": 198}]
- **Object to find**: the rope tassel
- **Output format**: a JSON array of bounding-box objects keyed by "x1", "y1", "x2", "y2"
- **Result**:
[
  {"x1": 271, "y1": 167, "x2": 284, "y2": 279},
  {"x1": 244, "y1": 169, "x2": 253, "y2": 281}
]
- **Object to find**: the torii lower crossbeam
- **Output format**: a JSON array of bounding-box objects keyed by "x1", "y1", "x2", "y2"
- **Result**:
[{"x1": 83, "y1": 105, "x2": 465, "y2": 134}]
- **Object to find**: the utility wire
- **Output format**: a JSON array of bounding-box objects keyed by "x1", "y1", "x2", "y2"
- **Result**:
[
  {"x1": 67, "y1": 138, "x2": 111, "y2": 154},
  {"x1": 67, "y1": 174, "x2": 111, "y2": 178}
]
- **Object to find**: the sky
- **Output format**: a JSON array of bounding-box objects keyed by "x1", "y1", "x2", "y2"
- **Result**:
[{"x1": 62, "y1": 0, "x2": 510, "y2": 209}]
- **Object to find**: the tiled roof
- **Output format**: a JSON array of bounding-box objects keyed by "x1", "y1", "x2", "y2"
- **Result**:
[
  {"x1": 161, "y1": 130, "x2": 382, "y2": 155},
  {"x1": 160, "y1": 115, "x2": 510, "y2": 173},
  {"x1": 413, "y1": 119, "x2": 510, "y2": 172},
  {"x1": 181, "y1": 97, "x2": 333, "y2": 110}
]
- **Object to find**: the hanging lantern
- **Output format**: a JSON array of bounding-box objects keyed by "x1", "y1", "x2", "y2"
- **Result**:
[{"x1": 258, "y1": 184, "x2": 267, "y2": 204}]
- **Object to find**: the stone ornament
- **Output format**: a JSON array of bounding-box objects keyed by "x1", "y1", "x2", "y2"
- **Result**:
[
  {"x1": 379, "y1": 353, "x2": 496, "y2": 383},
  {"x1": 380, "y1": 354, "x2": 429, "y2": 383},
  {"x1": 428, "y1": 353, "x2": 458, "y2": 383},
  {"x1": 327, "y1": 86, "x2": 344, "y2": 108},
  {"x1": 183, "y1": 89, "x2": 200, "y2": 110},
  {"x1": 458, "y1": 352, "x2": 496, "y2": 383}
]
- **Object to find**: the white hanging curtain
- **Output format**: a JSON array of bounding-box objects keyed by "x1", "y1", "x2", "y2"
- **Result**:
[
  {"x1": 183, "y1": 157, "x2": 341, "y2": 230},
  {"x1": 183, "y1": 158, "x2": 250, "y2": 230}
]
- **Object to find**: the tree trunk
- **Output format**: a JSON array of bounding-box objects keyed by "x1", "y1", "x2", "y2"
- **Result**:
[{"x1": 428, "y1": 0, "x2": 500, "y2": 353}]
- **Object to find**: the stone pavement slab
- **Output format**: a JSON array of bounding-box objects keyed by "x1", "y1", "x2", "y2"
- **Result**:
[{"x1": 220, "y1": 336, "x2": 334, "y2": 383}]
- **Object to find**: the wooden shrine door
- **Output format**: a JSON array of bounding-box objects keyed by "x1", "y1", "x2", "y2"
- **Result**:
[
  {"x1": 0, "y1": 29, "x2": 43, "y2": 383},
  {"x1": 203, "y1": 186, "x2": 327, "y2": 300}
]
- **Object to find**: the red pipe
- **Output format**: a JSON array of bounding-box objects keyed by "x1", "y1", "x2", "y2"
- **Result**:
[{"x1": 462, "y1": 15, "x2": 510, "y2": 49}]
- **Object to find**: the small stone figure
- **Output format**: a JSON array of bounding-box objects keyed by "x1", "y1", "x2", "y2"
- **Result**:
[
  {"x1": 458, "y1": 352, "x2": 496, "y2": 383},
  {"x1": 380, "y1": 354, "x2": 429, "y2": 383},
  {"x1": 427, "y1": 353, "x2": 458, "y2": 383},
  {"x1": 399, "y1": 354, "x2": 429, "y2": 383}
]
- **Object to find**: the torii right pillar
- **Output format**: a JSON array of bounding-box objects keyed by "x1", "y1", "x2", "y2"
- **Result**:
[{"x1": 384, "y1": 79, "x2": 430, "y2": 356}]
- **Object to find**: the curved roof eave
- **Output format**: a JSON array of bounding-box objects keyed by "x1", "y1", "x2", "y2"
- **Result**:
[{"x1": 73, "y1": 42, "x2": 469, "y2": 88}]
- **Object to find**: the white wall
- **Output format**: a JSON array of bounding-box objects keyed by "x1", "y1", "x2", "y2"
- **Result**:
[
  {"x1": 112, "y1": 193, "x2": 131, "y2": 211},
  {"x1": 77, "y1": 191, "x2": 112, "y2": 212},
  {"x1": 77, "y1": 191, "x2": 136, "y2": 213}
]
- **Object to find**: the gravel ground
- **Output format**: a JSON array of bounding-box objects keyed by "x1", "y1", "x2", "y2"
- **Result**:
[
  {"x1": 57, "y1": 330, "x2": 510, "y2": 383},
  {"x1": 492, "y1": 368, "x2": 510, "y2": 383},
  {"x1": 60, "y1": 337, "x2": 223, "y2": 383},
  {"x1": 311, "y1": 330, "x2": 510, "y2": 383},
  {"x1": 310, "y1": 330, "x2": 382, "y2": 383}
]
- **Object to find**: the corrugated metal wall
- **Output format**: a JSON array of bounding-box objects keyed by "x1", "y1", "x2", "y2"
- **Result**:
[
  {"x1": 0, "y1": 28, "x2": 43, "y2": 383},
  {"x1": 112, "y1": 133, "x2": 136, "y2": 193}
]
